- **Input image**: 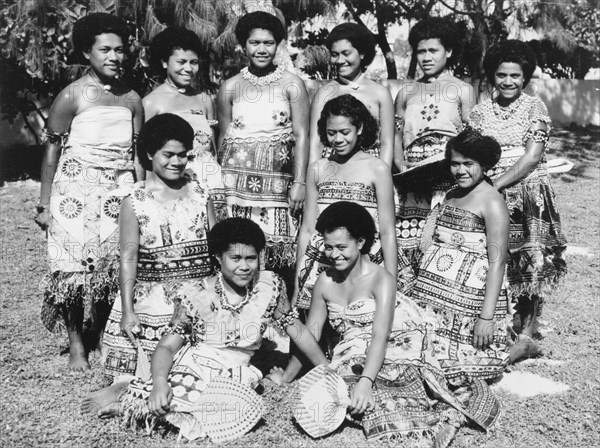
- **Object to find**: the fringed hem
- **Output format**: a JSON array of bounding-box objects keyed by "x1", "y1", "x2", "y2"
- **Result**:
[
  {"x1": 263, "y1": 240, "x2": 297, "y2": 269},
  {"x1": 507, "y1": 272, "x2": 566, "y2": 299}
]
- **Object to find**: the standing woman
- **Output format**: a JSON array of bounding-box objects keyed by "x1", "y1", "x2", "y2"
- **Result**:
[
  {"x1": 35, "y1": 13, "x2": 144, "y2": 372},
  {"x1": 394, "y1": 17, "x2": 475, "y2": 271},
  {"x1": 469, "y1": 40, "x2": 567, "y2": 363},
  {"x1": 217, "y1": 11, "x2": 310, "y2": 282},
  {"x1": 309, "y1": 23, "x2": 394, "y2": 167},
  {"x1": 143, "y1": 27, "x2": 225, "y2": 219}
]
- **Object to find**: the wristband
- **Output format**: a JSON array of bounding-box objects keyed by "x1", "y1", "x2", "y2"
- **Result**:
[
  {"x1": 292, "y1": 180, "x2": 305, "y2": 185},
  {"x1": 358, "y1": 375, "x2": 374, "y2": 385},
  {"x1": 478, "y1": 315, "x2": 493, "y2": 321}
]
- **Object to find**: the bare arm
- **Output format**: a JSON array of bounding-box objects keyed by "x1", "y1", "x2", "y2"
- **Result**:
[
  {"x1": 281, "y1": 275, "x2": 329, "y2": 383},
  {"x1": 35, "y1": 87, "x2": 76, "y2": 230},
  {"x1": 216, "y1": 80, "x2": 234, "y2": 158},
  {"x1": 118, "y1": 196, "x2": 141, "y2": 346},
  {"x1": 203, "y1": 93, "x2": 218, "y2": 155},
  {"x1": 459, "y1": 82, "x2": 477, "y2": 123},
  {"x1": 377, "y1": 88, "x2": 395, "y2": 168},
  {"x1": 372, "y1": 161, "x2": 398, "y2": 277},
  {"x1": 287, "y1": 75, "x2": 310, "y2": 213},
  {"x1": 147, "y1": 333, "x2": 185, "y2": 415},
  {"x1": 473, "y1": 194, "x2": 509, "y2": 350},
  {"x1": 132, "y1": 95, "x2": 145, "y2": 181},
  {"x1": 393, "y1": 86, "x2": 408, "y2": 172},
  {"x1": 492, "y1": 121, "x2": 547, "y2": 190},
  {"x1": 308, "y1": 85, "x2": 328, "y2": 164},
  {"x1": 350, "y1": 272, "x2": 395, "y2": 414},
  {"x1": 291, "y1": 161, "x2": 320, "y2": 304}
]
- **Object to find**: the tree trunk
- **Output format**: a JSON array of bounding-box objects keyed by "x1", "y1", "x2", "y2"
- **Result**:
[{"x1": 374, "y1": 0, "x2": 397, "y2": 79}]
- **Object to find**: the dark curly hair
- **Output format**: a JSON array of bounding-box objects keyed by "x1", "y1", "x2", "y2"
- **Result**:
[
  {"x1": 483, "y1": 40, "x2": 537, "y2": 87},
  {"x1": 325, "y1": 22, "x2": 376, "y2": 69},
  {"x1": 148, "y1": 27, "x2": 204, "y2": 74},
  {"x1": 208, "y1": 218, "x2": 266, "y2": 256},
  {"x1": 137, "y1": 113, "x2": 194, "y2": 171},
  {"x1": 317, "y1": 94, "x2": 378, "y2": 150},
  {"x1": 408, "y1": 17, "x2": 460, "y2": 65},
  {"x1": 72, "y1": 13, "x2": 130, "y2": 63},
  {"x1": 316, "y1": 202, "x2": 375, "y2": 255},
  {"x1": 445, "y1": 127, "x2": 501, "y2": 170},
  {"x1": 235, "y1": 11, "x2": 286, "y2": 45}
]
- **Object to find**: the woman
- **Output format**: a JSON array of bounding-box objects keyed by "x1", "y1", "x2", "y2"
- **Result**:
[
  {"x1": 469, "y1": 40, "x2": 567, "y2": 363},
  {"x1": 270, "y1": 202, "x2": 500, "y2": 444},
  {"x1": 294, "y1": 94, "x2": 401, "y2": 312},
  {"x1": 82, "y1": 218, "x2": 328, "y2": 443},
  {"x1": 217, "y1": 11, "x2": 310, "y2": 280},
  {"x1": 143, "y1": 27, "x2": 225, "y2": 219},
  {"x1": 309, "y1": 22, "x2": 394, "y2": 167},
  {"x1": 394, "y1": 17, "x2": 476, "y2": 271},
  {"x1": 412, "y1": 128, "x2": 511, "y2": 384},
  {"x1": 35, "y1": 13, "x2": 144, "y2": 372},
  {"x1": 102, "y1": 114, "x2": 215, "y2": 379}
]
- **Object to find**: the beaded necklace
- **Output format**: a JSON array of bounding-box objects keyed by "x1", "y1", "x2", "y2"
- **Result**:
[
  {"x1": 165, "y1": 77, "x2": 187, "y2": 94},
  {"x1": 241, "y1": 65, "x2": 284, "y2": 87},
  {"x1": 492, "y1": 93, "x2": 526, "y2": 120},
  {"x1": 215, "y1": 272, "x2": 255, "y2": 314},
  {"x1": 88, "y1": 70, "x2": 113, "y2": 92}
]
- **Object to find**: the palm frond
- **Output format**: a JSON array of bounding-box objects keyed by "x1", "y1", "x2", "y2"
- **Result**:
[
  {"x1": 143, "y1": 4, "x2": 166, "y2": 43},
  {"x1": 186, "y1": 8, "x2": 218, "y2": 49},
  {"x1": 191, "y1": 0, "x2": 216, "y2": 22},
  {"x1": 212, "y1": 22, "x2": 239, "y2": 57}
]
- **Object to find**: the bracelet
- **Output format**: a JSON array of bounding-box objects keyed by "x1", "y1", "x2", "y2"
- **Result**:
[
  {"x1": 478, "y1": 315, "x2": 494, "y2": 321},
  {"x1": 358, "y1": 375, "x2": 375, "y2": 385},
  {"x1": 292, "y1": 180, "x2": 306, "y2": 185}
]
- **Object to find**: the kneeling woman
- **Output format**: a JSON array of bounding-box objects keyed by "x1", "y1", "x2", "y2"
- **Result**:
[
  {"x1": 84, "y1": 218, "x2": 327, "y2": 442},
  {"x1": 412, "y1": 128, "x2": 511, "y2": 385},
  {"x1": 271, "y1": 202, "x2": 500, "y2": 444}
]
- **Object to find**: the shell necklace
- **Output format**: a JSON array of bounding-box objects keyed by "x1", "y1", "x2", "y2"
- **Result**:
[
  {"x1": 215, "y1": 272, "x2": 254, "y2": 314},
  {"x1": 165, "y1": 77, "x2": 187, "y2": 94},
  {"x1": 88, "y1": 70, "x2": 113, "y2": 92},
  {"x1": 242, "y1": 65, "x2": 284, "y2": 87},
  {"x1": 492, "y1": 93, "x2": 525, "y2": 120}
]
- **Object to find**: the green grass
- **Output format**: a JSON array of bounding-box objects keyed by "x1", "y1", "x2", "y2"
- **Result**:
[{"x1": 0, "y1": 127, "x2": 598, "y2": 447}]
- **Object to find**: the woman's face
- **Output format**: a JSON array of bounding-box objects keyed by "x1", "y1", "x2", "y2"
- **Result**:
[
  {"x1": 325, "y1": 115, "x2": 362, "y2": 157},
  {"x1": 245, "y1": 28, "x2": 277, "y2": 69},
  {"x1": 84, "y1": 33, "x2": 125, "y2": 79},
  {"x1": 217, "y1": 243, "x2": 260, "y2": 289},
  {"x1": 163, "y1": 48, "x2": 199, "y2": 88},
  {"x1": 330, "y1": 39, "x2": 363, "y2": 79},
  {"x1": 323, "y1": 228, "x2": 364, "y2": 272},
  {"x1": 149, "y1": 140, "x2": 189, "y2": 182},
  {"x1": 449, "y1": 149, "x2": 485, "y2": 189},
  {"x1": 415, "y1": 38, "x2": 451, "y2": 78},
  {"x1": 494, "y1": 62, "x2": 525, "y2": 103}
]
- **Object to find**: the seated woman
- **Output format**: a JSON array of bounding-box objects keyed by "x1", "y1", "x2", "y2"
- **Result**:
[
  {"x1": 270, "y1": 202, "x2": 500, "y2": 445},
  {"x1": 83, "y1": 218, "x2": 328, "y2": 443},
  {"x1": 101, "y1": 113, "x2": 215, "y2": 379},
  {"x1": 412, "y1": 128, "x2": 511, "y2": 385}
]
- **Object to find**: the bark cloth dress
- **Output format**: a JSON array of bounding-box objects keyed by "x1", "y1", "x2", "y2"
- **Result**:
[
  {"x1": 397, "y1": 81, "x2": 464, "y2": 271},
  {"x1": 40, "y1": 106, "x2": 136, "y2": 333},
  {"x1": 412, "y1": 202, "x2": 511, "y2": 385},
  {"x1": 172, "y1": 108, "x2": 227, "y2": 222},
  {"x1": 469, "y1": 94, "x2": 567, "y2": 299},
  {"x1": 102, "y1": 180, "x2": 212, "y2": 378},
  {"x1": 321, "y1": 293, "x2": 500, "y2": 440},
  {"x1": 117, "y1": 271, "x2": 293, "y2": 441},
  {"x1": 219, "y1": 66, "x2": 297, "y2": 269}
]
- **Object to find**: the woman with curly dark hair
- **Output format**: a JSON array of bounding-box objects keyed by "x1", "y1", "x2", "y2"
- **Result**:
[
  {"x1": 293, "y1": 94, "x2": 397, "y2": 314},
  {"x1": 35, "y1": 13, "x2": 144, "y2": 372},
  {"x1": 217, "y1": 11, "x2": 310, "y2": 284},
  {"x1": 394, "y1": 17, "x2": 476, "y2": 273},
  {"x1": 308, "y1": 22, "x2": 395, "y2": 167},
  {"x1": 469, "y1": 40, "x2": 567, "y2": 363},
  {"x1": 412, "y1": 128, "x2": 512, "y2": 384},
  {"x1": 143, "y1": 27, "x2": 225, "y2": 220}
]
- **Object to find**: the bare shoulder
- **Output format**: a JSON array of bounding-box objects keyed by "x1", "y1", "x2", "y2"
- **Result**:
[{"x1": 480, "y1": 183, "x2": 508, "y2": 215}]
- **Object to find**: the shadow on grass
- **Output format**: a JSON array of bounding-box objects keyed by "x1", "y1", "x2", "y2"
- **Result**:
[
  {"x1": 549, "y1": 125, "x2": 600, "y2": 180},
  {"x1": 0, "y1": 143, "x2": 43, "y2": 185}
]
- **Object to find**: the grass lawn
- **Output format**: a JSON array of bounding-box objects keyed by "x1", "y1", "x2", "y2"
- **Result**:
[{"x1": 1, "y1": 127, "x2": 598, "y2": 447}]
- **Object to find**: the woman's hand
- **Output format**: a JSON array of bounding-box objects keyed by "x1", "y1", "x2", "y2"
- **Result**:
[
  {"x1": 34, "y1": 210, "x2": 50, "y2": 231},
  {"x1": 266, "y1": 367, "x2": 286, "y2": 385},
  {"x1": 147, "y1": 378, "x2": 172, "y2": 415},
  {"x1": 120, "y1": 311, "x2": 141, "y2": 347},
  {"x1": 473, "y1": 317, "x2": 495, "y2": 350},
  {"x1": 288, "y1": 182, "x2": 305, "y2": 214},
  {"x1": 349, "y1": 378, "x2": 375, "y2": 415}
]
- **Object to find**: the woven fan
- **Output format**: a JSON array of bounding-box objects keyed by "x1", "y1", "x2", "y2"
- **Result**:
[{"x1": 292, "y1": 365, "x2": 350, "y2": 438}]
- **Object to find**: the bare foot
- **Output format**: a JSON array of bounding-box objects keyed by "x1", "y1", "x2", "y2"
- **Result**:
[
  {"x1": 81, "y1": 381, "x2": 129, "y2": 416},
  {"x1": 98, "y1": 402, "x2": 124, "y2": 419},
  {"x1": 68, "y1": 347, "x2": 90, "y2": 373},
  {"x1": 508, "y1": 334, "x2": 543, "y2": 364}
]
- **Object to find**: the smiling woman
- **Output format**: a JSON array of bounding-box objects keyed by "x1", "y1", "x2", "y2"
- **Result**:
[{"x1": 35, "y1": 13, "x2": 144, "y2": 373}]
